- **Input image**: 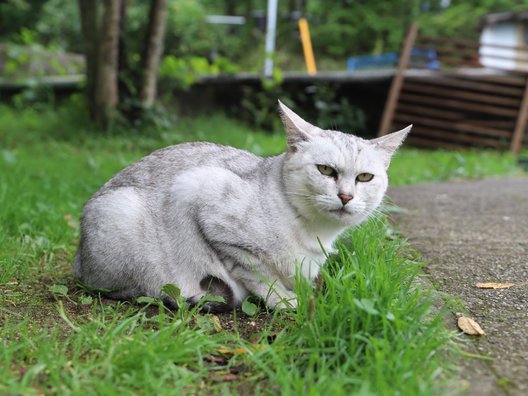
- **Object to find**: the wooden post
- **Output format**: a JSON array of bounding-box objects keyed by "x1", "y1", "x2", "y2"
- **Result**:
[
  {"x1": 378, "y1": 22, "x2": 418, "y2": 137},
  {"x1": 511, "y1": 77, "x2": 528, "y2": 154}
]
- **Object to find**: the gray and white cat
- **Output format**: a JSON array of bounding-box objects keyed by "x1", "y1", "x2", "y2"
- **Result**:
[{"x1": 73, "y1": 101, "x2": 410, "y2": 311}]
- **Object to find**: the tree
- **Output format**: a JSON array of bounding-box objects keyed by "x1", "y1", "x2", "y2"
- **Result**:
[
  {"x1": 78, "y1": 0, "x2": 168, "y2": 129},
  {"x1": 140, "y1": 0, "x2": 168, "y2": 108}
]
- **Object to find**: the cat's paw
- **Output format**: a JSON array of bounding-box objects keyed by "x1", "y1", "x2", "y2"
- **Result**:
[{"x1": 266, "y1": 292, "x2": 297, "y2": 311}]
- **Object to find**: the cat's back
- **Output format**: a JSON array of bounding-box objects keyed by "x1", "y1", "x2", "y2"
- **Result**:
[{"x1": 96, "y1": 142, "x2": 269, "y2": 194}]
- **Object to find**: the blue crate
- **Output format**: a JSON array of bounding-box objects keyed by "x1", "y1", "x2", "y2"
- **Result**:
[
  {"x1": 347, "y1": 52, "x2": 398, "y2": 72},
  {"x1": 347, "y1": 49, "x2": 439, "y2": 72}
]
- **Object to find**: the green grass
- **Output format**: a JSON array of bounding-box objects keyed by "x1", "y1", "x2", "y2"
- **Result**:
[{"x1": 0, "y1": 103, "x2": 524, "y2": 395}]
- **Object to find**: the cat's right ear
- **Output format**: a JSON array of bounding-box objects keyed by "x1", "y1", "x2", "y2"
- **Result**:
[{"x1": 278, "y1": 100, "x2": 313, "y2": 152}]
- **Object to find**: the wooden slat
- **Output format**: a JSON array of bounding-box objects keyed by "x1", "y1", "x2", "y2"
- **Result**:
[
  {"x1": 403, "y1": 81, "x2": 521, "y2": 107},
  {"x1": 442, "y1": 72, "x2": 526, "y2": 86},
  {"x1": 429, "y1": 46, "x2": 477, "y2": 58},
  {"x1": 407, "y1": 76, "x2": 524, "y2": 96},
  {"x1": 429, "y1": 57, "x2": 481, "y2": 68},
  {"x1": 397, "y1": 104, "x2": 516, "y2": 129},
  {"x1": 394, "y1": 113, "x2": 512, "y2": 138},
  {"x1": 394, "y1": 123, "x2": 509, "y2": 148},
  {"x1": 404, "y1": 69, "x2": 527, "y2": 86},
  {"x1": 396, "y1": 103, "x2": 465, "y2": 120},
  {"x1": 415, "y1": 44, "x2": 528, "y2": 64},
  {"x1": 405, "y1": 135, "x2": 467, "y2": 150},
  {"x1": 417, "y1": 35, "x2": 480, "y2": 48},
  {"x1": 414, "y1": 45, "x2": 477, "y2": 60},
  {"x1": 378, "y1": 22, "x2": 418, "y2": 137},
  {"x1": 399, "y1": 92, "x2": 519, "y2": 117},
  {"x1": 465, "y1": 119, "x2": 516, "y2": 129}
]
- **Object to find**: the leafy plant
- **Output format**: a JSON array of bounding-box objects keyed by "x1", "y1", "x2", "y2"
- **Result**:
[{"x1": 159, "y1": 55, "x2": 238, "y2": 89}]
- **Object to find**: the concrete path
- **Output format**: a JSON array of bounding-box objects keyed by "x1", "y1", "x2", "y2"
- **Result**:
[{"x1": 388, "y1": 177, "x2": 528, "y2": 396}]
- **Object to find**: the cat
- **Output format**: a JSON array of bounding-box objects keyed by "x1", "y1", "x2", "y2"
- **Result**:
[{"x1": 73, "y1": 101, "x2": 410, "y2": 311}]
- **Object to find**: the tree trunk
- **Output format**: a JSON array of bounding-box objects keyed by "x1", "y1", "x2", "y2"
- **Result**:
[
  {"x1": 78, "y1": 0, "x2": 99, "y2": 119},
  {"x1": 117, "y1": 0, "x2": 132, "y2": 99},
  {"x1": 94, "y1": 0, "x2": 122, "y2": 128},
  {"x1": 140, "y1": 0, "x2": 168, "y2": 109}
]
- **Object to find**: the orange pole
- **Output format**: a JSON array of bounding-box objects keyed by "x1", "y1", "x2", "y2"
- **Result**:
[{"x1": 298, "y1": 17, "x2": 317, "y2": 75}]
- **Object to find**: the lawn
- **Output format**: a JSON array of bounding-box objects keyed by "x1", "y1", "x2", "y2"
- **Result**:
[{"x1": 0, "y1": 103, "x2": 523, "y2": 395}]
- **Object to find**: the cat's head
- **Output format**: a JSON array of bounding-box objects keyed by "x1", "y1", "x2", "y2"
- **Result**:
[{"x1": 279, "y1": 100, "x2": 410, "y2": 227}]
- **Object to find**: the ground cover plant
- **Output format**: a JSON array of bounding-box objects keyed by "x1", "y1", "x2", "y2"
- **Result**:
[{"x1": 0, "y1": 104, "x2": 523, "y2": 395}]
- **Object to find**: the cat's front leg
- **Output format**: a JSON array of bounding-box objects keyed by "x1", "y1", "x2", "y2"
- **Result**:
[{"x1": 233, "y1": 267, "x2": 297, "y2": 310}]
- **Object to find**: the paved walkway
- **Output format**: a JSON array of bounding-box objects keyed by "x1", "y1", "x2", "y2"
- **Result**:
[{"x1": 388, "y1": 177, "x2": 528, "y2": 396}]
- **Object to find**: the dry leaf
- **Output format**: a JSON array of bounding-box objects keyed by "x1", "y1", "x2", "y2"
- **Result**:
[
  {"x1": 457, "y1": 316, "x2": 485, "y2": 336},
  {"x1": 475, "y1": 282, "x2": 515, "y2": 289},
  {"x1": 217, "y1": 347, "x2": 247, "y2": 355},
  {"x1": 204, "y1": 355, "x2": 228, "y2": 365},
  {"x1": 210, "y1": 374, "x2": 239, "y2": 382}
]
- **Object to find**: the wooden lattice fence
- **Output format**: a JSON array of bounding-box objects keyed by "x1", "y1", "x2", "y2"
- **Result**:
[{"x1": 378, "y1": 22, "x2": 528, "y2": 153}]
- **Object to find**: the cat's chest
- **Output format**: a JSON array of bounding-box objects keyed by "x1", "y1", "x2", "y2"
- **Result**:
[{"x1": 268, "y1": 225, "x2": 337, "y2": 281}]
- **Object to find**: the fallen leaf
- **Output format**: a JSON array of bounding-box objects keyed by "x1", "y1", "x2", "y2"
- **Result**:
[
  {"x1": 217, "y1": 347, "x2": 247, "y2": 355},
  {"x1": 475, "y1": 282, "x2": 515, "y2": 289},
  {"x1": 241, "y1": 299, "x2": 258, "y2": 316},
  {"x1": 49, "y1": 284, "x2": 69, "y2": 296},
  {"x1": 457, "y1": 316, "x2": 485, "y2": 336},
  {"x1": 196, "y1": 314, "x2": 223, "y2": 334},
  {"x1": 80, "y1": 295, "x2": 93, "y2": 305},
  {"x1": 210, "y1": 374, "x2": 239, "y2": 382},
  {"x1": 203, "y1": 355, "x2": 228, "y2": 365}
]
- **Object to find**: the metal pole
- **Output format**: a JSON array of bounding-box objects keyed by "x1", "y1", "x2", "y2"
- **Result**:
[{"x1": 264, "y1": 0, "x2": 278, "y2": 78}]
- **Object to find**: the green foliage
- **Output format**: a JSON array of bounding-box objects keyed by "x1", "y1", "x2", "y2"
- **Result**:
[
  {"x1": 2, "y1": 0, "x2": 528, "y2": 81},
  {"x1": 2, "y1": 43, "x2": 83, "y2": 80},
  {"x1": 307, "y1": 0, "x2": 420, "y2": 57},
  {"x1": 34, "y1": 0, "x2": 82, "y2": 51},
  {"x1": 311, "y1": 84, "x2": 366, "y2": 133},
  {"x1": 165, "y1": 0, "x2": 216, "y2": 58},
  {"x1": 241, "y1": 299, "x2": 259, "y2": 317},
  {"x1": 389, "y1": 149, "x2": 523, "y2": 185},
  {"x1": 252, "y1": 220, "x2": 454, "y2": 395},
  {"x1": 159, "y1": 55, "x2": 238, "y2": 89},
  {"x1": 239, "y1": 82, "x2": 366, "y2": 133},
  {"x1": 0, "y1": 0, "x2": 48, "y2": 38},
  {"x1": 418, "y1": 0, "x2": 528, "y2": 39}
]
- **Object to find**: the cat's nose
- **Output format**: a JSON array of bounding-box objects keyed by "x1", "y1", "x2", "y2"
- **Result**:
[{"x1": 338, "y1": 193, "x2": 353, "y2": 205}]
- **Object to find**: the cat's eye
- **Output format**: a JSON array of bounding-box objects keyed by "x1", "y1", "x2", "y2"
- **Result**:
[
  {"x1": 356, "y1": 173, "x2": 374, "y2": 182},
  {"x1": 317, "y1": 164, "x2": 337, "y2": 178}
]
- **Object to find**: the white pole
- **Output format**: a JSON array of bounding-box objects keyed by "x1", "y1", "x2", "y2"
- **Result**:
[{"x1": 264, "y1": 0, "x2": 278, "y2": 78}]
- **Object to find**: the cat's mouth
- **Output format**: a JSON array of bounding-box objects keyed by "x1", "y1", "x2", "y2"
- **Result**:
[{"x1": 329, "y1": 208, "x2": 352, "y2": 216}]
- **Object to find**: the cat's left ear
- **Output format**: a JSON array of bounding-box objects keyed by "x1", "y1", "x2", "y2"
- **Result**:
[
  {"x1": 369, "y1": 125, "x2": 412, "y2": 169},
  {"x1": 278, "y1": 100, "x2": 315, "y2": 152}
]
